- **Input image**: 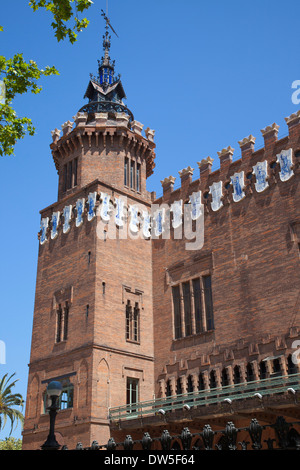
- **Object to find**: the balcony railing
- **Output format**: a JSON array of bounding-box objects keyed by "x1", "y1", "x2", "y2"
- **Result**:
[{"x1": 109, "y1": 372, "x2": 300, "y2": 422}]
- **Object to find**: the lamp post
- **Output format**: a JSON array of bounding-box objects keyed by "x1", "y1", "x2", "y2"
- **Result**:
[{"x1": 41, "y1": 381, "x2": 62, "y2": 450}]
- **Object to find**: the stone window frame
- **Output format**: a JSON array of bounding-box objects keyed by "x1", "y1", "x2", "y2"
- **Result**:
[{"x1": 170, "y1": 271, "x2": 215, "y2": 341}]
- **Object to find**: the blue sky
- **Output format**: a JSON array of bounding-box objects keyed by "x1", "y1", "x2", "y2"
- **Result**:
[{"x1": 1, "y1": 0, "x2": 300, "y2": 441}]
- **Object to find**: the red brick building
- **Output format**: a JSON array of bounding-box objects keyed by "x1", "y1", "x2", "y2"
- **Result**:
[{"x1": 22, "y1": 20, "x2": 300, "y2": 450}]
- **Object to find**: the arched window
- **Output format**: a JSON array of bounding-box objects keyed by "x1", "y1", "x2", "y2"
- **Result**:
[
  {"x1": 187, "y1": 375, "x2": 193, "y2": 393},
  {"x1": 287, "y1": 354, "x2": 297, "y2": 375},
  {"x1": 209, "y1": 370, "x2": 217, "y2": 390},
  {"x1": 272, "y1": 358, "x2": 282, "y2": 377},
  {"x1": 166, "y1": 380, "x2": 172, "y2": 397},
  {"x1": 246, "y1": 363, "x2": 254, "y2": 382},
  {"x1": 198, "y1": 372, "x2": 205, "y2": 391},
  {"x1": 259, "y1": 360, "x2": 267, "y2": 379},
  {"x1": 221, "y1": 368, "x2": 229, "y2": 387},
  {"x1": 233, "y1": 365, "x2": 241, "y2": 385},
  {"x1": 176, "y1": 378, "x2": 182, "y2": 396}
]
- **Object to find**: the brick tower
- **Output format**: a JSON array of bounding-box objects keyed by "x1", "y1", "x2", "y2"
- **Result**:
[{"x1": 22, "y1": 16, "x2": 156, "y2": 450}]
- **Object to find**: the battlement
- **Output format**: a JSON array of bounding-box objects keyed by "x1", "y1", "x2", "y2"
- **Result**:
[
  {"x1": 157, "y1": 110, "x2": 300, "y2": 211},
  {"x1": 50, "y1": 111, "x2": 156, "y2": 179}
]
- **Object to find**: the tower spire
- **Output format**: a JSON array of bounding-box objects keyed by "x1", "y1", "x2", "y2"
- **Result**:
[{"x1": 80, "y1": 10, "x2": 134, "y2": 122}]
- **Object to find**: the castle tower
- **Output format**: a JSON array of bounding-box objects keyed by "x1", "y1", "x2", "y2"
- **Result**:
[{"x1": 22, "y1": 16, "x2": 156, "y2": 450}]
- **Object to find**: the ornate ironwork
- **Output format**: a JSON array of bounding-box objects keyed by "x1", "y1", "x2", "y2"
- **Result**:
[
  {"x1": 141, "y1": 432, "x2": 152, "y2": 450},
  {"x1": 201, "y1": 424, "x2": 214, "y2": 450},
  {"x1": 224, "y1": 421, "x2": 238, "y2": 450},
  {"x1": 160, "y1": 430, "x2": 172, "y2": 450},
  {"x1": 42, "y1": 416, "x2": 300, "y2": 451},
  {"x1": 248, "y1": 418, "x2": 263, "y2": 450},
  {"x1": 274, "y1": 416, "x2": 291, "y2": 449},
  {"x1": 123, "y1": 435, "x2": 134, "y2": 450},
  {"x1": 180, "y1": 427, "x2": 192, "y2": 450},
  {"x1": 107, "y1": 437, "x2": 117, "y2": 451},
  {"x1": 78, "y1": 100, "x2": 134, "y2": 123}
]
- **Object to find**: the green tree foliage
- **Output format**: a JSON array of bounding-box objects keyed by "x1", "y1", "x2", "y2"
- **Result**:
[
  {"x1": 0, "y1": 0, "x2": 93, "y2": 156},
  {"x1": 0, "y1": 373, "x2": 24, "y2": 436},
  {"x1": 0, "y1": 437, "x2": 22, "y2": 450},
  {"x1": 0, "y1": 53, "x2": 59, "y2": 156},
  {"x1": 29, "y1": 0, "x2": 93, "y2": 44}
]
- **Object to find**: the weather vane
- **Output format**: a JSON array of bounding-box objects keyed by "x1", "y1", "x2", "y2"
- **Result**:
[{"x1": 101, "y1": 7, "x2": 119, "y2": 38}]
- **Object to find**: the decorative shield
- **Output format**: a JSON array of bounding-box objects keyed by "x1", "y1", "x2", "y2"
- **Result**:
[
  {"x1": 63, "y1": 205, "x2": 73, "y2": 233},
  {"x1": 252, "y1": 160, "x2": 269, "y2": 192},
  {"x1": 115, "y1": 197, "x2": 125, "y2": 227},
  {"x1": 153, "y1": 209, "x2": 165, "y2": 237},
  {"x1": 170, "y1": 200, "x2": 183, "y2": 228},
  {"x1": 276, "y1": 149, "x2": 294, "y2": 182},
  {"x1": 87, "y1": 192, "x2": 97, "y2": 221},
  {"x1": 142, "y1": 210, "x2": 151, "y2": 238},
  {"x1": 209, "y1": 181, "x2": 223, "y2": 211},
  {"x1": 231, "y1": 171, "x2": 245, "y2": 202},
  {"x1": 40, "y1": 217, "x2": 49, "y2": 245},
  {"x1": 100, "y1": 192, "x2": 111, "y2": 222},
  {"x1": 75, "y1": 198, "x2": 85, "y2": 227},
  {"x1": 51, "y1": 212, "x2": 60, "y2": 239},
  {"x1": 189, "y1": 191, "x2": 202, "y2": 220},
  {"x1": 129, "y1": 205, "x2": 139, "y2": 233}
]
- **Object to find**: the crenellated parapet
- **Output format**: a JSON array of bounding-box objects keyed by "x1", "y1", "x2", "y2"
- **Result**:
[
  {"x1": 156, "y1": 110, "x2": 300, "y2": 214},
  {"x1": 50, "y1": 111, "x2": 156, "y2": 178}
]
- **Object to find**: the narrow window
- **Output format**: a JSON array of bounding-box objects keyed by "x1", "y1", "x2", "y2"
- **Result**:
[
  {"x1": 86, "y1": 304, "x2": 89, "y2": 317},
  {"x1": 221, "y1": 368, "x2": 229, "y2": 387},
  {"x1": 126, "y1": 378, "x2": 139, "y2": 412},
  {"x1": 187, "y1": 375, "x2": 193, "y2": 393},
  {"x1": 136, "y1": 163, "x2": 141, "y2": 192},
  {"x1": 198, "y1": 372, "x2": 205, "y2": 391},
  {"x1": 203, "y1": 275, "x2": 214, "y2": 330},
  {"x1": 172, "y1": 285, "x2": 182, "y2": 339},
  {"x1": 192, "y1": 278, "x2": 202, "y2": 333},
  {"x1": 67, "y1": 160, "x2": 73, "y2": 190},
  {"x1": 176, "y1": 378, "x2": 182, "y2": 396},
  {"x1": 88, "y1": 251, "x2": 91, "y2": 265},
  {"x1": 130, "y1": 160, "x2": 135, "y2": 189},
  {"x1": 209, "y1": 370, "x2": 217, "y2": 389},
  {"x1": 56, "y1": 305, "x2": 62, "y2": 343},
  {"x1": 133, "y1": 302, "x2": 139, "y2": 342},
  {"x1": 166, "y1": 380, "x2": 172, "y2": 397},
  {"x1": 124, "y1": 157, "x2": 129, "y2": 186},
  {"x1": 63, "y1": 302, "x2": 69, "y2": 341},
  {"x1": 102, "y1": 281, "x2": 106, "y2": 295},
  {"x1": 287, "y1": 354, "x2": 297, "y2": 375},
  {"x1": 73, "y1": 158, "x2": 78, "y2": 187},
  {"x1": 182, "y1": 282, "x2": 192, "y2": 336},
  {"x1": 126, "y1": 301, "x2": 132, "y2": 340},
  {"x1": 233, "y1": 365, "x2": 241, "y2": 385},
  {"x1": 273, "y1": 358, "x2": 282, "y2": 377},
  {"x1": 246, "y1": 363, "x2": 254, "y2": 382},
  {"x1": 259, "y1": 360, "x2": 267, "y2": 379}
]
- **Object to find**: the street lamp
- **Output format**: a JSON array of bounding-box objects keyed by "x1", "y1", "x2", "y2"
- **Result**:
[{"x1": 41, "y1": 381, "x2": 62, "y2": 450}]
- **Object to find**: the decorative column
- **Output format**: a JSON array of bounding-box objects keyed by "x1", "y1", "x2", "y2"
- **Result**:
[
  {"x1": 180, "y1": 376, "x2": 188, "y2": 395},
  {"x1": 159, "y1": 379, "x2": 166, "y2": 398},
  {"x1": 189, "y1": 279, "x2": 196, "y2": 335},
  {"x1": 251, "y1": 360, "x2": 259, "y2": 381},
  {"x1": 279, "y1": 355, "x2": 288, "y2": 377},
  {"x1": 179, "y1": 284, "x2": 185, "y2": 338},
  {"x1": 226, "y1": 365, "x2": 234, "y2": 386},
  {"x1": 191, "y1": 373, "x2": 199, "y2": 393}
]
